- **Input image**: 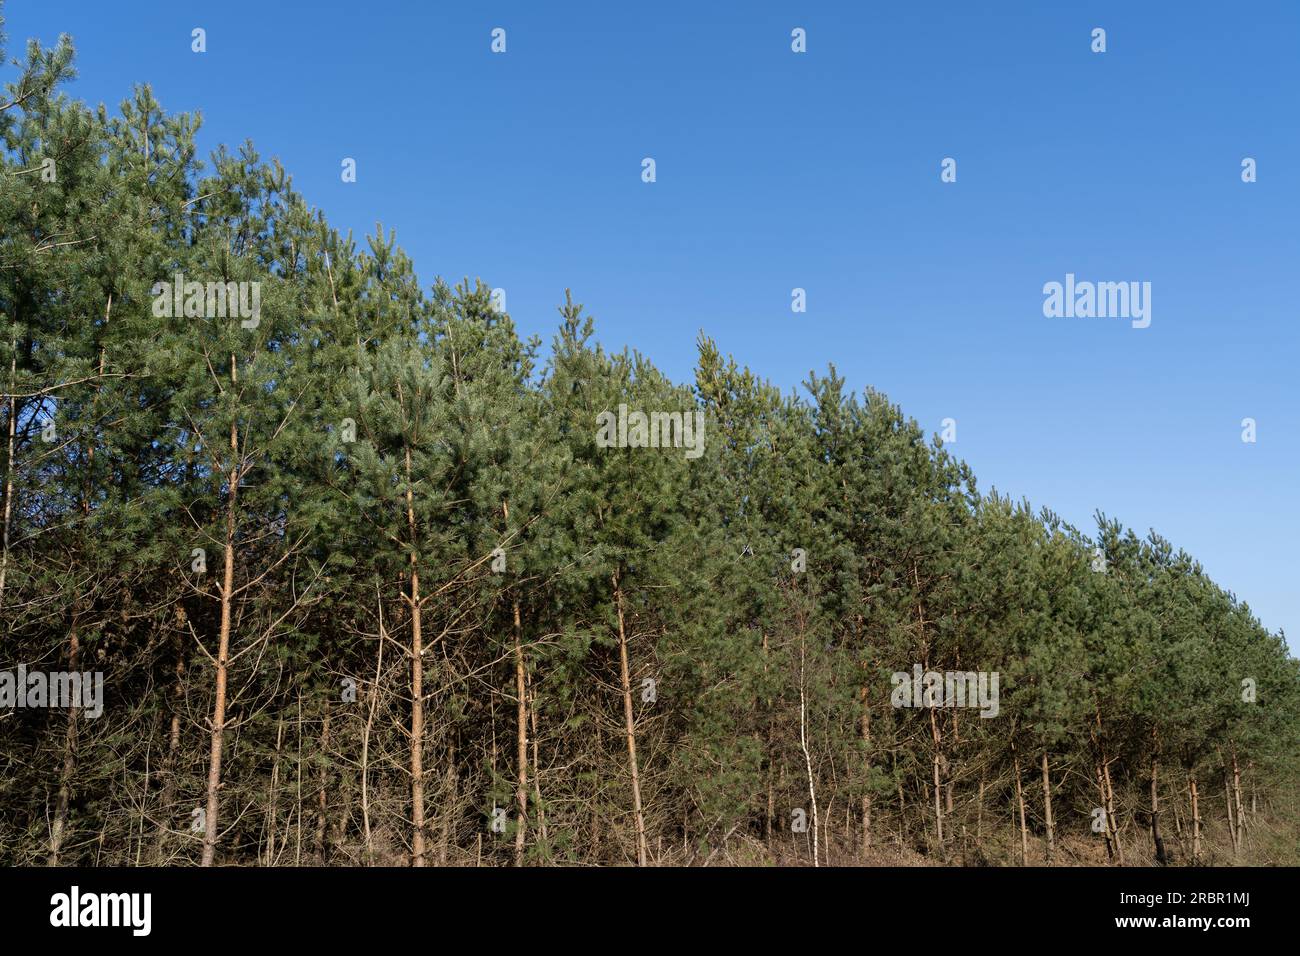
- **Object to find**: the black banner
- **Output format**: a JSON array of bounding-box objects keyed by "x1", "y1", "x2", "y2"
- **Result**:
[{"x1": 0, "y1": 865, "x2": 1281, "y2": 944}]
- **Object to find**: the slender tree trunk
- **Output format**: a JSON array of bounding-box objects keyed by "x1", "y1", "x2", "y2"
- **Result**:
[
  {"x1": 500, "y1": 499, "x2": 528, "y2": 865},
  {"x1": 1092, "y1": 705, "x2": 1123, "y2": 863},
  {"x1": 859, "y1": 678, "x2": 871, "y2": 856},
  {"x1": 47, "y1": 619, "x2": 81, "y2": 864},
  {"x1": 1095, "y1": 760, "x2": 1115, "y2": 860},
  {"x1": 1188, "y1": 772, "x2": 1201, "y2": 864},
  {"x1": 527, "y1": 664, "x2": 547, "y2": 850},
  {"x1": 590, "y1": 722, "x2": 602, "y2": 861},
  {"x1": 1230, "y1": 746, "x2": 1246, "y2": 849},
  {"x1": 1011, "y1": 738, "x2": 1028, "y2": 866},
  {"x1": 916, "y1": 588, "x2": 942, "y2": 850},
  {"x1": 263, "y1": 715, "x2": 285, "y2": 866},
  {"x1": 404, "y1": 443, "x2": 425, "y2": 867},
  {"x1": 314, "y1": 702, "x2": 332, "y2": 863},
  {"x1": 762, "y1": 631, "x2": 774, "y2": 842},
  {"x1": 1150, "y1": 729, "x2": 1167, "y2": 864},
  {"x1": 201, "y1": 361, "x2": 240, "y2": 868},
  {"x1": 50, "y1": 322, "x2": 112, "y2": 866},
  {"x1": 929, "y1": 706, "x2": 945, "y2": 848},
  {"x1": 511, "y1": 598, "x2": 528, "y2": 866},
  {"x1": 294, "y1": 692, "x2": 303, "y2": 864},
  {"x1": 1224, "y1": 763, "x2": 1239, "y2": 854},
  {"x1": 154, "y1": 639, "x2": 185, "y2": 863},
  {"x1": 438, "y1": 733, "x2": 456, "y2": 866},
  {"x1": 1103, "y1": 757, "x2": 1124, "y2": 863},
  {"x1": 361, "y1": 592, "x2": 385, "y2": 865},
  {"x1": 895, "y1": 753, "x2": 906, "y2": 845},
  {"x1": 0, "y1": 345, "x2": 16, "y2": 612},
  {"x1": 611, "y1": 569, "x2": 647, "y2": 866},
  {"x1": 1041, "y1": 749, "x2": 1055, "y2": 863},
  {"x1": 797, "y1": 619, "x2": 819, "y2": 867}
]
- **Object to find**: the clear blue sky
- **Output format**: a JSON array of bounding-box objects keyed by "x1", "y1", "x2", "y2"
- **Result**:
[{"x1": 12, "y1": 1, "x2": 1297, "y2": 648}]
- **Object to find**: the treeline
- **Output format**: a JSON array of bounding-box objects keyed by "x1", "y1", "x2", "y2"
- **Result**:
[{"x1": 2, "y1": 23, "x2": 1297, "y2": 867}]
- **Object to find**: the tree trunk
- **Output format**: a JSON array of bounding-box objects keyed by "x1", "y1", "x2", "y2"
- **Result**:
[
  {"x1": 0, "y1": 345, "x2": 16, "y2": 612},
  {"x1": 1150, "y1": 730, "x2": 1167, "y2": 864},
  {"x1": 1103, "y1": 757, "x2": 1124, "y2": 864},
  {"x1": 1092, "y1": 705, "x2": 1123, "y2": 863},
  {"x1": 590, "y1": 722, "x2": 602, "y2": 861},
  {"x1": 1011, "y1": 738, "x2": 1028, "y2": 866},
  {"x1": 361, "y1": 593, "x2": 385, "y2": 865},
  {"x1": 1188, "y1": 773, "x2": 1201, "y2": 864},
  {"x1": 1041, "y1": 749, "x2": 1055, "y2": 863},
  {"x1": 798, "y1": 619, "x2": 820, "y2": 867},
  {"x1": 929, "y1": 706, "x2": 945, "y2": 848},
  {"x1": 611, "y1": 569, "x2": 647, "y2": 866},
  {"x1": 47, "y1": 619, "x2": 81, "y2": 865},
  {"x1": 314, "y1": 702, "x2": 332, "y2": 863},
  {"x1": 201, "y1": 364, "x2": 239, "y2": 868},
  {"x1": 895, "y1": 752, "x2": 906, "y2": 845},
  {"x1": 511, "y1": 598, "x2": 528, "y2": 866},
  {"x1": 1224, "y1": 764, "x2": 1239, "y2": 854},
  {"x1": 262, "y1": 715, "x2": 285, "y2": 865},
  {"x1": 527, "y1": 663, "x2": 547, "y2": 850},
  {"x1": 154, "y1": 639, "x2": 185, "y2": 863},
  {"x1": 1230, "y1": 746, "x2": 1246, "y2": 849},
  {"x1": 859, "y1": 678, "x2": 871, "y2": 856},
  {"x1": 404, "y1": 441, "x2": 425, "y2": 867},
  {"x1": 762, "y1": 631, "x2": 774, "y2": 842},
  {"x1": 1095, "y1": 760, "x2": 1115, "y2": 860},
  {"x1": 437, "y1": 733, "x2": 456, "y2": 866}
]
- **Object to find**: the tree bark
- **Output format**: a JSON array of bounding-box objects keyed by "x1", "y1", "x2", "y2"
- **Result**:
[
  {"x1": 262, "y1": 715, "x2": 285, "y2": 865},
  {"x1": 1224, "y1": 763, "x2": 1239, "y2": 854},
  {"x1": 1231, "y1": 746, "x2": 1246, "y2": 849},
  {"x1": 201, "y1": 356, "x2": 239, "y2": 867},
  {"x1": 1188, "y1": 772, "x2": 1201, "y2": 864},
  {"x1": 527, "y1": 663, "x2": 547, "y2": 849},
  {"x1": 154, "y1": 637, "x2": 185, "y2": 863},
  {"x1": 1041, "y1": 749, "x2": 1055, "y2": 863},
  {"x1": 511, "y1": 598, "x2": 528, "y2": 866},
  {"x1": 929, "y1": 706, "x2": 945, "y2": 848},
  {"x1": 798, "y1": 620, "x2": 819, "y2": 867},
  {"x1": 314, "y1": 701, "x2": 332, "y2": 863},
  {"x1": 404, "y1": 441, "x2": 425, "y2": 867},
  {"x1": 1150, "y1": 730, "x2": 1167, "y2": 864},
  {"x1": 361, "y1": 591, "x2": 384, "y2": 865},
  {"x1": 762, "y1": 631, "x2": 774, "y2": 841},
  {"x1": 1011, "y1": 737, "x2": 1028, "y2": 866},
  {"x1": 859, "y1": 678, "x2": 871, "y2": 856},
  {"x1": 47, "y1": 619, "x2": 80, "y2": 865},
  {"x1": 1103, "y1": 757, "x2": 1124, "y2": 863},
  {"x1": 0, "y1": 344, "x2": 16, "y2": 612},
  {"x1": 611, "y1": 569, "x2": 647, "y2": 866},
  {"x1": 1095, "y1": 760, "x2": 1115, "y2": 860}
]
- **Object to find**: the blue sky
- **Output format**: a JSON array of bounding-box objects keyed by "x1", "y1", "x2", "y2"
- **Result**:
[{"x1": 11, "y1": 1, "x2": 1297, "y2": 647}]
